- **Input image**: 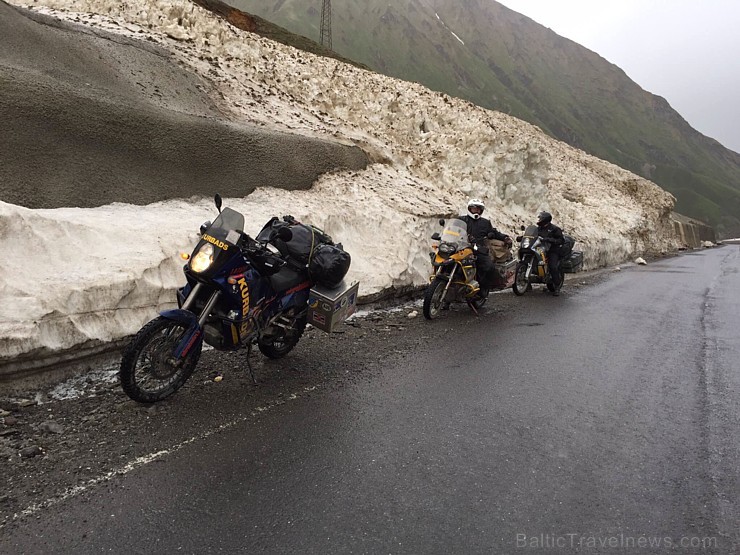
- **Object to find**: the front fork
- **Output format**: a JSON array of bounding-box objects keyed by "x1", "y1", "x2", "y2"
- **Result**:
[
  {"x1": 435, "y1": 265, "x2": 457, "y2": 303},
  {"x1": 524, "y1": 257, "x2": 535, "y2": 282},
  {"x1": 165, "y1": 285, "x2": 221, "y2": 363}
]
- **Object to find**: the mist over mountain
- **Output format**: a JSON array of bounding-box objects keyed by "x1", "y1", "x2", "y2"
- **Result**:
[{"x1": 227, "y1": 0, "x2": 740, "y2": 237}]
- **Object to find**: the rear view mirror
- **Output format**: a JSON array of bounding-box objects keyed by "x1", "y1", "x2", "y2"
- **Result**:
[
  {"x1": 214, "y1": 194, "x2": 223, "y2": 213},
  {"x1": 439, "y1": 219, "x2": 445, "y2": 226},
  {"x1": 431, "y1": 232, "x2": 441, "y2": 241}
]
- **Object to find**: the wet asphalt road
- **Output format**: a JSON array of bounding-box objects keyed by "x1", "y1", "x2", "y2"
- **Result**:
[{"x1": 2, "y1": 247, "x2": 738, "y2": 554}]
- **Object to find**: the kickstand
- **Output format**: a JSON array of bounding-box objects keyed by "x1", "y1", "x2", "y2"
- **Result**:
[
  {"x1": 467, "y1": 300, "x2": 480, "y2": 316},
  {"x1": 245, "y1": 343, "x2": 257, "y2": 384}
]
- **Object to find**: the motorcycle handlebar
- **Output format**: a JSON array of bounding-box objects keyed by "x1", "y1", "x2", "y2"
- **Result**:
[{"x1": 240, "y1": 235, "x2": 289, "y2": 268}]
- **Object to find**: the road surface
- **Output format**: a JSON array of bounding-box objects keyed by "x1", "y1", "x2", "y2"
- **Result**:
[{"x1": 1, "y1": 247, "x2": 738, "y2": 553}]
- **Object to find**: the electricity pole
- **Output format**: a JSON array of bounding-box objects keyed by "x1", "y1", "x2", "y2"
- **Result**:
[{"x1": 320, "y1": 0, "x2": 332, "y2": 50}]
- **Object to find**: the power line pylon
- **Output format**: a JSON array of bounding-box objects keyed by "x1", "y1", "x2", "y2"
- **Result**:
[{"x1": 320, "y1": 0, "x2": 332, "y2": 50}]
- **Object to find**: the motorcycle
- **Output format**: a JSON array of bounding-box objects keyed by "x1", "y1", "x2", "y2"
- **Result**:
[
  {"x1": 512, "y1": 224, "x2": 564, "y2": 295},
  {"x1": 423, "y1": 218, "x2": 516, "y2": 319},
  {"x1": 120, "y1": 194, "x2": 336, "y2": 403}
]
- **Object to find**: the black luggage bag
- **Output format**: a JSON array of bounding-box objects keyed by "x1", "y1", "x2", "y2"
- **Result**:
[{"x1": 257, "y1": 217, "x2": 351, "y2": 287}]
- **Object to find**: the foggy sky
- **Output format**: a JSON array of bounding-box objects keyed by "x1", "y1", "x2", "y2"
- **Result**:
[{"x1": 496, "y1": 0, "x2": 740, "y2": 154}]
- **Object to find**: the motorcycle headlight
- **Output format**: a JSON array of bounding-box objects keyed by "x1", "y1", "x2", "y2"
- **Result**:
[
  {"x1": 190, "y1": 243, "x2": 214, "y2": 273},
  {"x1": 438, "y1": 243, "x2": 457, "y2": 255},
  {"x1": 521, "y1": 238, "x2": 531, "y2": 249}
]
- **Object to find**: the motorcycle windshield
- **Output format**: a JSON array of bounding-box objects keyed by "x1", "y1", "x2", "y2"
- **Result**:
[
  {"x1": 440, "y1": 219, "x2": 470, "y2": 249},
  {"x1": 210, "y1": 207, "x2": 245, "y2": 234},
  {"x1": 208, "y1": 208, "x2": 244, "y2": 245},
  {"x1": 523, "y1": 225, "x2": 539, "y2": 238},
  {"x1": 520, "y1": 224, "x2": 544, "y2": 252}
]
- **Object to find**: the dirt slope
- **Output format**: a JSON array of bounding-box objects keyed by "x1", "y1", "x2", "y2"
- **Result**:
[{"x1": 0, "y1": 1, "x2": 367, "y2": 209}]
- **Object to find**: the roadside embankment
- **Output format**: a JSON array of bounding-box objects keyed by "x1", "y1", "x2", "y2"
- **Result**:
[{"x1": 670, "y1": 212, "x2": 716, "y2": 248}]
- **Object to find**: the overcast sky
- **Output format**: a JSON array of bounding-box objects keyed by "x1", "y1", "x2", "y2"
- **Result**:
[{"x1": 495, "y1": 0, "x2": 740, "y2": 153}]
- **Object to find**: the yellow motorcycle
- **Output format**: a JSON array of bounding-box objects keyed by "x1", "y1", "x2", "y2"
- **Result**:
[{"x1": 423, "y1": 218, "x2": 514, "y2": 319}]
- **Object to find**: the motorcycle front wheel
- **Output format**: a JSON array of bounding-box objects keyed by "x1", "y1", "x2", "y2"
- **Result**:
[
  {"x1": 512, "y1": 262, "x2": 529, "y2": 296},
  {"x1": 423, "y1": 278, "x2": 447, "y2": 320},
  {"x1": 120, "y1": 316, "x2": 202, "y2": 403}
]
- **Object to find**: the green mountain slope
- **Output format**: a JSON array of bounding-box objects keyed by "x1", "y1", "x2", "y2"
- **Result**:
[{"x1": 225, "y1": 0, "x2": 740, "y2": 237}]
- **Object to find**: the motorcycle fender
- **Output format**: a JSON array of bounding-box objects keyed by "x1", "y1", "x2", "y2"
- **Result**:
[
  {"x1": 160, "y1": 308, "x2": 200, "y2": 327},
  {"x1": 159, "y1": 309, "x2": 203, "y2": 360}
]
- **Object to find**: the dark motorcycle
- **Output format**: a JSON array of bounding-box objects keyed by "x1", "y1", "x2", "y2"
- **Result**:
[
  {"x1": 120, "y1": 194, "x2": 349, "y2": 403},
  {"x1": 512, "y1": 225, "x2": 582, "y2": 295}
]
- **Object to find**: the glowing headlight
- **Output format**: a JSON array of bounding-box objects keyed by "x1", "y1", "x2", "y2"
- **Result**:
[
  {"x1": 190, "y1": 243, "x2": 214, "y2": 273},
  {"x1": 522, "y1": 238, "x2": 531, "y2": 249}
]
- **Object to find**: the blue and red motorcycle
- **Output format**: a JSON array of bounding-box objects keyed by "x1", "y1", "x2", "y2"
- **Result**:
[{"x1": 120, "y1": 195, "x2": 321, "y2": 403}]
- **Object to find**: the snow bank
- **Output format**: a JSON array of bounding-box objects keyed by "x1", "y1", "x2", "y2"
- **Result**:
[{"x1": 2, "y1": 0, "x2": 678, "y2": 371}]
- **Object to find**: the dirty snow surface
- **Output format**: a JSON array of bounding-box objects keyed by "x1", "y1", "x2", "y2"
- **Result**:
[{"x1": 2, "y1": 0, "x2": 679, "y2": 367}]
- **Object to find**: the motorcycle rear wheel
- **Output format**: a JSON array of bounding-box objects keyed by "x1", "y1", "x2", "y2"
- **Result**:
[
  {"x1": 258, "y1": 316, "x2": 306, "y2": 359},
  {"x1": 512, "y1": 263, "x2": 529, "y2": 296},
  {"x1": 120, "y1": 316, "x2": 202, "y2": 403},
  {"x1": 423, "y1": 278, "x2": 446, "y2": 320}
]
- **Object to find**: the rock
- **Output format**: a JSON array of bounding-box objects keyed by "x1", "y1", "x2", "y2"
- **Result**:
[
  {"x1": 19, "y1": 445, "x2": 43, "y2": 458},
  {"x1": 407, "y1": 310, "x2": 418, "y2": 319},
  {"x1": 214, "y1": 375, "x2": 223, "y2": 382},
  {"x1": 164, "y1": 26, "x2": 191, "y2": 41},
  {"x1": 635, "y1": 257, "x2": 647, "y2": 265},
  {"x1": 39, "y1": 421, "x2": 64, "y2": 434},
  {"x1": 614, "y1": 266, "x2": 621, "y2": 271},
  {"x1": 3, "y1": 416, "x2": 18, "y2": 426},
  {"x1": 701, "y1": 240, "x2": 715, "y2": 248},
  {"x1": 0, "y1": 409, "x2": 10, "y2": 418},
  {"x1": 17, "y1": 399, "x2": 37, "y2": 408}
]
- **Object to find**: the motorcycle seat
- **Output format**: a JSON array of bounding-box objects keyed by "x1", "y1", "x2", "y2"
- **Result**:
[{"x1": 268, "y1": 265, "x2": 307, "y2": 292}]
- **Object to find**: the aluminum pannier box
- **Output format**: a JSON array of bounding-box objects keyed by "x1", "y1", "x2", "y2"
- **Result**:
[{"x1": 307, "y1": 280, "x2": 360, "y2": 333}]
